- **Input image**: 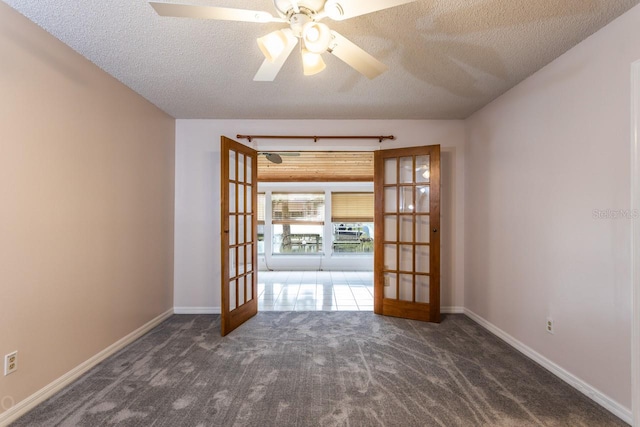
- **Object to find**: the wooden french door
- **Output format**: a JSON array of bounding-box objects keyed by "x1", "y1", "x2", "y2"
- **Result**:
[
  {"x1": 374, "y1": 145, "x2": 440, "y2": 322},
  {"x1": 221, "y1": 136, "x2": 258, "y2": 336}
]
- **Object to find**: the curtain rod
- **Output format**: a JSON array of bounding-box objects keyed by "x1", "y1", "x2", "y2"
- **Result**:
[{"x1": 236, "y1": 134, "x2": 395, "y2": 143}]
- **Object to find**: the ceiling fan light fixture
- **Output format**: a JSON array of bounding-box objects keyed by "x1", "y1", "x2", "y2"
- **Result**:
[
  {"x1": 257, "y1": 30, "x2": 289, "y2": 62},
  {"x1": 302, "y1": 49, "x2": 326, "y2": 75},
  {"x1": 302, "y1": 22, "x2": 331, "y2": 54}
]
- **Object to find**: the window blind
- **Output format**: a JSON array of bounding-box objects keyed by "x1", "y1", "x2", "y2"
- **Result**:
[
  {"x1": 271, "y1": 193, "x2": 325, "y2": 224},
  {"x1": 331, "y1": 192, "x2": 374, "y2": 222}
]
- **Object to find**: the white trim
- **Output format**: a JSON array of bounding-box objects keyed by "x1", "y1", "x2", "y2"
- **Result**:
[
  {"x1": 631, "y1": 59, "x2": 640, "y2": 427},
  {"x1": 173, "y1": 306, "x2": 221, "y2": 314},
  {"x1": 464, "y1": 308, "x2": 632, "y2": 424},
  {"x1": 0, "y1": 309, "x2": 173, "y2": 427},
  {"x1": 174, "y1": 306, "x2": 462, "y2": 315}
]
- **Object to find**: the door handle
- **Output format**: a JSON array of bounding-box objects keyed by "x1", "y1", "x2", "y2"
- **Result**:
[
  {"x1": 224, "y1": 230, "x2": 229, "y2": 233},
  {"x1": 432, "y1": 228, "x2": 438, "y2": 233}
]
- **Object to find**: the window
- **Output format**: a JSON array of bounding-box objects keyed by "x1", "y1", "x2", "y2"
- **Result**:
[
  {"x1": 257, "y1": 193, "x2": 266, "y2": 223},
  {"x1": 272, "y1": 193, "x2": 324, "y2": 254},
  {"x1": 331, "y1": 192, "x2": 374, "y2": 254},
  {"x1": 257, "y1": 193, "x2": 265, "y2": 254}
]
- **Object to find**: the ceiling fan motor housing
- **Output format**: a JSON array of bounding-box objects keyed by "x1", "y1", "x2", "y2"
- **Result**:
[
  {"x1": 273, "y1": 0, "x2": 326, "y2": 19},
  {"x1": 289, "y1": 13, "x2": 313, "y2": 37}
]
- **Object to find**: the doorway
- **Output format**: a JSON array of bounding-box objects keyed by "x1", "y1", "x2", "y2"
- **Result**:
[{"x1": 256, "y1": 181, "x2": 375, "y2": 312}]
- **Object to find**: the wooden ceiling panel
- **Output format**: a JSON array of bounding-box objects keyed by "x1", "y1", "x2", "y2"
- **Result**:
[{"x1": 257, "y1": 152, "x2": 374, "y2": 182}]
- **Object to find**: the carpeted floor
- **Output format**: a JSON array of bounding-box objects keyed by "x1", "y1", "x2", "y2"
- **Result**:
[{"x1": 12, "y1": 313, "x2": 628, "y2": 426}]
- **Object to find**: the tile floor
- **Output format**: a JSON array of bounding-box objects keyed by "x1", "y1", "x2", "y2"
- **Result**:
[{"x1": 258, "y1": 271, "x2": 374, "y2": 311}]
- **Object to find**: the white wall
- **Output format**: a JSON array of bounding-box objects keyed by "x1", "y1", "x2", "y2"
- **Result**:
[
  {"x1": 175, "y1": 120, "x2": 465, "y2": 312},
  {"x1": 465, "y1": 4, "x2": 640, "y2": 414}
]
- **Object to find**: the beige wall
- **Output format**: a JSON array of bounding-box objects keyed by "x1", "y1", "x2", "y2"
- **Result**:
[
  {"x1": 0, "y1": 2, "x2": 175, "y2": 414},
  {"x1": 465, "y1": 4, "x2": 640, "y2": 411}
]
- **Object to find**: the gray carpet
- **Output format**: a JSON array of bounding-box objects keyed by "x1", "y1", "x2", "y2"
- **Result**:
[{"x1": 12, "y1": 313, "x2": 628, "y2": 426}]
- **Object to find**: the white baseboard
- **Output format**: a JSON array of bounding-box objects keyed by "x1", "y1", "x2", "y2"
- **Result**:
[
  {"x1": 463, "y1": 308, "x2": 632, "y2": 425},
  {"x1": 173, "y1": 306, "x2": 221, "y2": 314},
  {"x1": 173, "y1": 307, "x2": 463, "y2": 315},
  {"x1": 0, "y1": 308, "x2": 174, "y2": 427},
  {"x1": 174, "y1": 307, "x2": 462, "y2": 315}
]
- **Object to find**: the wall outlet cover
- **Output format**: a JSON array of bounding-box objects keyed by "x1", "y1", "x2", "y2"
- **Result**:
[{"x1": 4, "y1": 351, "x2": 18, "y2": 375}]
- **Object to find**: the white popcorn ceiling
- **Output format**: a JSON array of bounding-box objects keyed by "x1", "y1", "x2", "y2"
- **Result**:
[{"x1": 3, "y1": 0, "x2": 639, "y2": 119}]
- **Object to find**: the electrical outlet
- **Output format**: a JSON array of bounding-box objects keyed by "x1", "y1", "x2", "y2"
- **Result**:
[
  {"x1": 546, "y1": 317, "x2": 554, "y2": 334},
  {"x1": 4, "y1": 351, "x2": 17, "y2": 376}
]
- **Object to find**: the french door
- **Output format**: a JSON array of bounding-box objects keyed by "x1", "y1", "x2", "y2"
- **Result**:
[
  {"x1": 220, "y1": 136, "x2": 258, "y2": 336},
  {"x1": 374, "y1": 145, "x2": 441, "y2": 322}
]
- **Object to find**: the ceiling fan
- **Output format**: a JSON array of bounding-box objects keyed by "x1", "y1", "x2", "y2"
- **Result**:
[{"x1": 149, "y1": 0, "x2": 415, "y2": 81}]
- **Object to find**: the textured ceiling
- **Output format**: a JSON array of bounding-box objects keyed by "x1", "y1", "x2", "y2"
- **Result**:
[{"x1": 3, "y1": 0, "x2": 639, "y2": 119}]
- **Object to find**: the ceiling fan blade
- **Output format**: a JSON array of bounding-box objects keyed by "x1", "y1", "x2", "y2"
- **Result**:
[
  {"x1": 324, "y1": 0, "x2": 415, "y2": 21},
  {"x1": 328, "y1": 31, "x2": 388, "y2": 79},
  {"x1": 149, "y1": 2, "x2": 285, "y2": 23},
  {"x1": 254, "y1": 30, "x2": 298, "y2": 82},
  {"x1": 265, "y1": 153, "x2": 283, "y2": 164}
]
